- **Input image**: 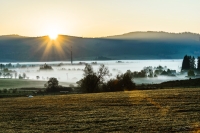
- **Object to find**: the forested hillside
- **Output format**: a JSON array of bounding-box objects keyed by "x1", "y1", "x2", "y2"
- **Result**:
[{"x1": 0, "y1": 32, "x2": 200, "y2": 62}]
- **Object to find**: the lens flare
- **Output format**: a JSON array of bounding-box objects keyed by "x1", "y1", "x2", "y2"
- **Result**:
[{"x1": 49, "y1": 33, "x2": 58, "y2": 40}]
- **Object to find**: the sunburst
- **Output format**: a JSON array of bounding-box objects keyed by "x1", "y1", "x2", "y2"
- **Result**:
[{"x1": 48, "y1": 32, "x2": 58, "y2": 40}]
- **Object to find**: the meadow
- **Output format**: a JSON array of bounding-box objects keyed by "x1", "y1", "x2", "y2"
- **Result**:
[
  {"x1": 0, "y1": 88, "x2": 200, "y2": 132},
  {"x1": 0, "y1": 79, "x2": 72, "y2": 89}
]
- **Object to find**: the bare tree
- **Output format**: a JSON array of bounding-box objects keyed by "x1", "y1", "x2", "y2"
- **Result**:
[
  {"x1": 78, "y1": 64, "x2": 111, "y2": 93},
  {"x1": 83, "y1": 64, "x2": 94, "y2": 77}
]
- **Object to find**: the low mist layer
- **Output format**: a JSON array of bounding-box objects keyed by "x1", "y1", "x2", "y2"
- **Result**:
[{"x1": 0, "y1": 60, "x2": 187, "y2": 86}]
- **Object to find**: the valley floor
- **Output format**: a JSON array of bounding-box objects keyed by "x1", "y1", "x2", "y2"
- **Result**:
[
  {"x1": 0, "y1": 78, "x2": 73, "y2": 89},
  {"x1": 0, "y1": 88, "x2": 200, "y2": 132}
]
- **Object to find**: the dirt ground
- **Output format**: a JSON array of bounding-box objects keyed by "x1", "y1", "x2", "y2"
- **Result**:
[{"x1": 0, "y1": 88, "x2": 200, "y2": 132}]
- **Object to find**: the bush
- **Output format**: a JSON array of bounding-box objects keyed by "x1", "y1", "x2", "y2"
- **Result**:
[
  {"x1": 44, "y1": 77, "x2": 59, "y2": 92},
  {"x1": 79, "y1": 74, "x2": 99, "y2": 93},
  {"x1": 3, "y1": 89, "x2": 8, "y2": 93},
  {"x1": 188, "y1": 70, "x2": 195, "y2": 77},
  {"x1": 12, "y1": 89, "x2": 17, "y2": 93},
  {"x1": 105, "y1": 79, "x2": 123, "y2": 92},
  {"x1": 103, "y1": 70, "x2": 136, "y2": 92}
]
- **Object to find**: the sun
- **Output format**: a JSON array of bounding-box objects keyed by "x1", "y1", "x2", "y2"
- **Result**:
[{"x1": 49, "y1": 32, "x2": 58, "y2": 40}]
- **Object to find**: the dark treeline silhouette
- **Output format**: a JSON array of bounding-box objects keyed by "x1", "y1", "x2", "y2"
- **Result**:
[
  {"x1": 44, "y1": 77, "x2": 73, "y2": 93},
  {"x1": 197, "y1": 57, "x2": 200, "y2": 71},
  {"x1": 160, "y1": 78, "x2": 200, "y2": 88},
  {"x1": 77, "y1": 64, "x2": 136, "y2": 93},
  {"x1": 181, "y1": 55, "x2": 200, "y2": 71},
  {"x1": 181, "y1": 55, "x2": 195, "y2": 70},
  {"x1": 136, "y1": 78, "x2": 200, "y2": 90},
  {"x1": 39, "y1": 63, "x2": 53, "y2": 70}
]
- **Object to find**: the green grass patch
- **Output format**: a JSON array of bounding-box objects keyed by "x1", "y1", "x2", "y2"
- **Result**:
[{"x1": 0, "y1": 79, "x2": 71, "y2": 89}]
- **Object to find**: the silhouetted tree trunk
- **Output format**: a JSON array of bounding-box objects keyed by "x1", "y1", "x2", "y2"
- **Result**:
[
  {"x1": 197, "y1": 56, "x2": 200, "y2": 71},
  {"x1": 190, "y1": 56, "x2": 196, "y2": 69}
]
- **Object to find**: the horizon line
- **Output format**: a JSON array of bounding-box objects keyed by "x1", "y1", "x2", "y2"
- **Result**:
[{"x1": 1, "y1": 31, "x2": 200, "y2": 38}]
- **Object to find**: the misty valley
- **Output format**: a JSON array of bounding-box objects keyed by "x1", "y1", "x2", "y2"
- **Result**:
[
  {"x1": 2, "y1": 1, "x2": 200, "y2": 132},
  {"x1": 0, "y1": 59, "x2": 188, "y2": 86}
]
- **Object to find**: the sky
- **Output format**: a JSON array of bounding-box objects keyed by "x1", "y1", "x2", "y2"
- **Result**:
[{"x1": 0, "y1": 0, "x2": 200, "y2": 37}]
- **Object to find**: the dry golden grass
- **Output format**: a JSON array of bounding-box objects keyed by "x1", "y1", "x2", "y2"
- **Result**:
[{"x1": 0, "y1": 88, "x2": 200, "y2": 132}]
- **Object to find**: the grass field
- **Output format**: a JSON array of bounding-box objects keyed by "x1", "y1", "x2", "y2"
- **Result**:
[
  {"x1": 0, "y1": 88, "x2": 200, "y2": 132},
  {"x1": 0, "y1": 79, "x2": 72, "y2": 89}
]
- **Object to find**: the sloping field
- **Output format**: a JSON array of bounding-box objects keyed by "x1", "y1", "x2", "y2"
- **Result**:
[
  {"x1": 0, "y1": 88, "x2": 200, "y2": 132},
  {"x1": 0, "y1": 79, "x2": 71, "y2": 89}
]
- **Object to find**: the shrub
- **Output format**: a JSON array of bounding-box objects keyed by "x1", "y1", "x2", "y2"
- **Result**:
[
  {"x1": 44, "y1": 77, "x2": 59, "y2": 92},
  {"x1": 188, "y1": 70, "x2": 195, "y2": 77},
  {"x1": 12, "y1": 89, "x2": 17, "y2": 93},
  {"x1": 3, "y1": 89, "x2": 8, "y2": 93},
  {"x1": 79, "y1": 74, "x2": 99, "y2": 93},
  {"x1": 103, "y1": 70, "x2": 136, "y2": 92}
]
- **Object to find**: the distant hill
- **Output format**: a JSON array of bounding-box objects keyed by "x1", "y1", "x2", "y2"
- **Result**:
[
  {"x1": 106, "y1": 31, "x2": 200, "y2": 41},
  {"x1": 0, "y1": 31, "x2": 200, "y2": 62}
]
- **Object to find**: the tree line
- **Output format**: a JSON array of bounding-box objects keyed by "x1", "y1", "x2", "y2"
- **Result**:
[
  {"x1": 75, "y1": 64, "x2": 136, "y2": 93},
  {"x1": 181, "y1": 55, "x2": 200, "y2": 71}
]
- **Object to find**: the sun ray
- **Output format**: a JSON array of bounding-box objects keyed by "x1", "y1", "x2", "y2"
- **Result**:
[
  {"x1": 41, "y1": 40, "x2": 53, "y2": 60},
  {"x1": 28, "y1": 36, "x2": 50, "y2": 61},
  {"x1": 30, "y1": 33, "x2": 75, "y2": 61}
]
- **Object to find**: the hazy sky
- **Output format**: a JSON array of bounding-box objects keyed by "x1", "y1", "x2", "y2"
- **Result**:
[{"x1": 0, "y1": 0, "x2": 200, "y2": 37}]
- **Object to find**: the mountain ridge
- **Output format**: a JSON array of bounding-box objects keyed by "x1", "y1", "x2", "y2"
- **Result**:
[
  {"x1": 0, "y1": 31, "x2": 200, "y2": 62},
  {"x1": 1, "y1": 31, "x2": 200, "y2": 39}
]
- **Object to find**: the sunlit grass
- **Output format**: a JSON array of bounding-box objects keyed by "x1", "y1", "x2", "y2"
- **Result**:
[{"x1": 0, "y1": 88, "x2": 200, "y2": 132}]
